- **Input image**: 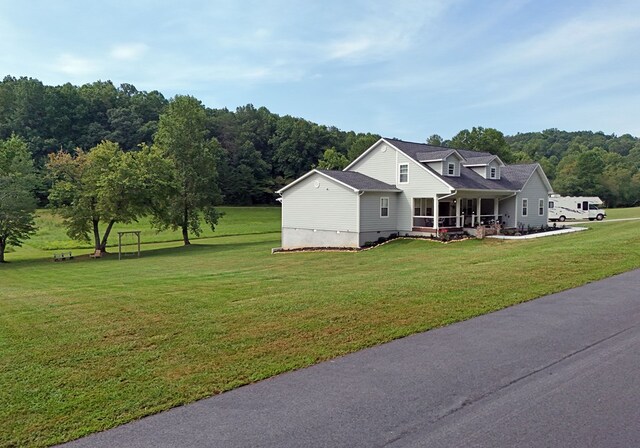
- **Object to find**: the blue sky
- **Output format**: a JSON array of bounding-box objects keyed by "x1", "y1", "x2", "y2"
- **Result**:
[{"x1": 1, "y1": 0, "x2": 639, "y2": 140}]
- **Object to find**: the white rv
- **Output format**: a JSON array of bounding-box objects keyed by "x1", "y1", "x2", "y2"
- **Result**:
[{"x1": 548, "y1": 195, "x2": 606, "y2": 222}]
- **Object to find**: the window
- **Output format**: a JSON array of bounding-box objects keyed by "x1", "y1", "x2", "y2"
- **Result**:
[
  {"x1": 538, "y1": 199, "x2": 544, "y2": 215},
  {"x1": 577, "y1": 202, "x2": 581, "y2": 209},
  {"x1": 549, "y1": 201, "x2": 555, "y2": 209},
  {"x1": 380, "y1": 197, "x2": 389, "y2": 218},
  {"x1": 490, "y1": 167, "x2": 497, "y2": 179},
  {"x1": 399, "y1": 164, "x2": 409, "y2": 183},
  {"x1": 447, "y1": 163, "x2": 455, "y2": 176},
  {"x1": 522, "y1": 198, "x2": 528, "y2": 216}
]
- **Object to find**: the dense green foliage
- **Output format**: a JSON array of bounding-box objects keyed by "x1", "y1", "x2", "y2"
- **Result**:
[
  {"x1": 2, "y1": 207, "x2": 639, "y2": 446},
  {"x1": 430, "y1": 128, "x2": 640, "y2": 207},
  {"x1": 47, "y1": 141, "x2": 173, "y2": 254},
  {"x1": 153, "y1": 96, "x2": 223, "y2": 245},
  {"x1": 2, "y1": 76, "x2": 638, "y2": 207},
  {"x1": 506, "y1": 129, "x2": 640, "y2": 207},
  {"x1": 0, "y1": 135, "x2": 38, "y2": 262}
]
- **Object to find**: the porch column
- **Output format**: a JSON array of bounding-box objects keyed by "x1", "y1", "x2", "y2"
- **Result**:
[
  {"x1": 455, "y1": 198, "x2": 461, "y2": 227},
  {"x1": 494, "y1": 198, "x2": 499, "y2": 222},
  {"x1": 434, "y1": 195, "x2": 439, "y2": 232},
  {"x1": 476, "y1": 198, "x2": 482, "y2": 226}
]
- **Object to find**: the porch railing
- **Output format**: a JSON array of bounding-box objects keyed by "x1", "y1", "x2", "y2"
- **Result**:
[{"x1": 413, "y1": 214, "x2": 503, "y2": 228}]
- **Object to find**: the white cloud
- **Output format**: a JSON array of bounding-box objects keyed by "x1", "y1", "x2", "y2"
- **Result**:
[
  {"x1": 325, "y1": 1, "x2": 452, "y2": 63},
  {"x1": 110, "y1": 43, "x2": 148, "y2": 61},
  {"x1": 53, "y1": 53, "x2": 100, "y2": 76}
]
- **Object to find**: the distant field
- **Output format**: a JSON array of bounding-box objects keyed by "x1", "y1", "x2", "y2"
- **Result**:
[
  {"x1": 27, "y1": 206, "x2": 281, "y2": 251},
  {"x1": 1, "y1": 207, "x2": 640, "y2": 446},
  {"x1": 603, "y1": 206, "x2": 640, "y2": 220}
]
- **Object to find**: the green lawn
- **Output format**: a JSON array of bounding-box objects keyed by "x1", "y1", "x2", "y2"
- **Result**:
[
  {"x1": 28, "y1": 206, "x2": 281, "y2": 251},
  {"x1": 1, "y1": 208, "x2": 640, "y2": 447},
  {"x1": 603, "y1": 206, "x2": 640, "y2": 220}
]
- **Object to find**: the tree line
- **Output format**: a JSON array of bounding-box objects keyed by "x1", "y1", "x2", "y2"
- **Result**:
[
  {"x1": 427, "y1": 127, "x2": 640, "y2": 208},
  {"x1": 2, "y1": 76, "x2": 639, "y2": 262}
]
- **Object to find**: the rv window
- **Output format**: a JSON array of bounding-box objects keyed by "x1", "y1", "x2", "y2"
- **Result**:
[
  {"x1": 577, "y1": 203, "x2": 581, "y2": 209},
  {"x1": 548, "y1": 201, "x2": 554, "y2": 208},
  {"x1": 589, "y1": 204, "x2": 599, "y2": 210}
]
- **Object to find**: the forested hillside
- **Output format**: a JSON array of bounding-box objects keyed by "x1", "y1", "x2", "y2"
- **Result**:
[{"x1": 2, "y1": 76, "x2": 639, "y2": 207}]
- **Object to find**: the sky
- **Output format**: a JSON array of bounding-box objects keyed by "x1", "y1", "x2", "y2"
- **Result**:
[{"x1": 1, "y1": 0, "x2": 639, "y2": 140}]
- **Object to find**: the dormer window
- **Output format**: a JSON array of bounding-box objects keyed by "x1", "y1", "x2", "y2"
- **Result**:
[
  {"x1": 490, "y1": 167, "x2": 497, "y2": 179},
  {"x1": 447, "y1": 163, "x2": 455, "y2": 176}
]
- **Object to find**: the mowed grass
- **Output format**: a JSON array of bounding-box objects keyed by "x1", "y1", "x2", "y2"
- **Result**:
[
  {"x1": 603, "y1": 206, "x2": 640, "y2": 219},
  {"x1": 28, "y1": 206, "x2": 281, "y2": 251},
  {"x1": 1, "y1": 209, "x2": 640, "y2": 446}
]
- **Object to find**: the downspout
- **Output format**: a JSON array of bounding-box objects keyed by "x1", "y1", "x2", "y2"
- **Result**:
[{"x1": 356, "y1": 190, "x2": 365, "y2": 246}]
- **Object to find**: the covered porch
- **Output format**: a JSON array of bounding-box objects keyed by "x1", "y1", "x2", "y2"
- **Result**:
[{"x1": 412, "y1": 193, "x2": 511, "y2": 234}]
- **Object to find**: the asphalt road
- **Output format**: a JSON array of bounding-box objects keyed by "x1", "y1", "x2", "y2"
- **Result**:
[{"x1": 63, "y1": 269, "x2": 640, "y2": 448}]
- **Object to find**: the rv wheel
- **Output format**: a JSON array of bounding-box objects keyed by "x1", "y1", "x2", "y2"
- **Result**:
[
  {"x1": 596, "y1": 214, "x2": 604, "y2": 221},
  {"x1": 558, "y1": 215, "x2": 566, "y2": 222}
]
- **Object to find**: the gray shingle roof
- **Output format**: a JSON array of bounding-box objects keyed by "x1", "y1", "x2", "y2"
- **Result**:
[
  {"x1": 317, "y1": 170, "x2": 400, "y2": 192},
  {"x1": 462, "y1": 155, "x2": 498, "y2": 166},
  {"x1": 415, "y1": 149, "x2": 457, "y2": 161},
  {"x1": 383, "y1": 138, "x2": 539, "y2": 192},
  {"x1": 385, "y1": 138, "x2": 492, "y2": 160},
  {"x1": 500, "y1": 164, "x2": 539, "y2": 190}
]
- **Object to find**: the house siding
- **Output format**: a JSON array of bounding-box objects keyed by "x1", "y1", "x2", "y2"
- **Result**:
[
  {"x1": 394, "y1": 152, "x2": 451, "y2": 231},
  {"x1": 281, "y1": 172, "x2": 359, "y2": 248},
  {"x1": 351, "y1": 144, "x2": 451, "y2": 232},
  {"x1": 499, "y1": 195, "x2": 517, "y2": 227},
  {"x1": 358, "y1": 192, "x2": 399, "y2": 245},
  {"x1": 516, "y1": 169, "x2": 549, "y2": 227},
  {"x1": 349, "y1": 141, "x2": 398, "y2": 185}
]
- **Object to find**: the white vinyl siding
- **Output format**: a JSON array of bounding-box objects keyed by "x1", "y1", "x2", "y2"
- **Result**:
[
  {"x1": 399, "y1": 163, "x2": 409, "y2": 183},
  {"x1": 281, "y1": 172, "x2": 357, "y2": 232},
  {"x1": 380, "y1": 197, "x2": 389, "y2": 217},
  {"x1": 522, "y1": 198, "x2": 528, "y2": 217},
  {"x1": 348, "y1": 142, "x2": 398, "y2": 185}
]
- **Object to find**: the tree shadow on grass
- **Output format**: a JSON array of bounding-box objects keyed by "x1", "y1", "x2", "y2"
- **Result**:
[
  {"x1": 2, "y1": 238, "x2": 280, "y2": 269},
  {"x1": 135, "y1": 239, "x2": 276, "y2": 260}
]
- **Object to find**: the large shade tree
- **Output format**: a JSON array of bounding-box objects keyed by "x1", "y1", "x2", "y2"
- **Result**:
[
  {"x1": 47, "y1": 140, "x2": 173, "y2": 254},
  {"x1": 152, "y1": 95, "x2": 223, "y2": 245},
  {"x1": 0, "y1": 135, "x2": 38, "y2": 262}
]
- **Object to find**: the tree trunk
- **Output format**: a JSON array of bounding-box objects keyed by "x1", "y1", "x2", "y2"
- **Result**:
[
  {"x1": 182, "y1": 206, "x2": 190, "y2": 245},
  {"x1": 0, "y1": 237, "x2": 6, "y2": 263},
  {"x1": 99, "y1": 220, "x2": 116, "y2": 253},
  {"x1": 92, "y1": 219, "x2": 101, "y2": 252}
]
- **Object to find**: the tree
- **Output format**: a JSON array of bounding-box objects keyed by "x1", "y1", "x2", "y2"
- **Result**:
[
  {"x1": 47, "y1": 141, "x2": 172, "y2": 254},
  {"x1": 316, "y1": 147, "x2": 349, "y2": 170},
  {"x1": 152, "y1": 95, "x2": 223, "y2": 245},
  {"x1": 450, "y1": 127, "x2": 513, "y2": 162},
  {"x1": 0, "y1": 135, "x2": 38, "y2": 262},
  {"x1": 426, "y1": 134, "x2": 444, "y2": 146}
]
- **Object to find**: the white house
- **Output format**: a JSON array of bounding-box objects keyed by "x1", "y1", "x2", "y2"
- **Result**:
[{"x1": 277, "y1": 138, "x2": 554, "y2": 249}]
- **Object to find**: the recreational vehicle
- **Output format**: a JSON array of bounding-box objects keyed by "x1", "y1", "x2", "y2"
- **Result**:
[{"x1": 548, "y1": 195, "x2": 606, "y2": 222}]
